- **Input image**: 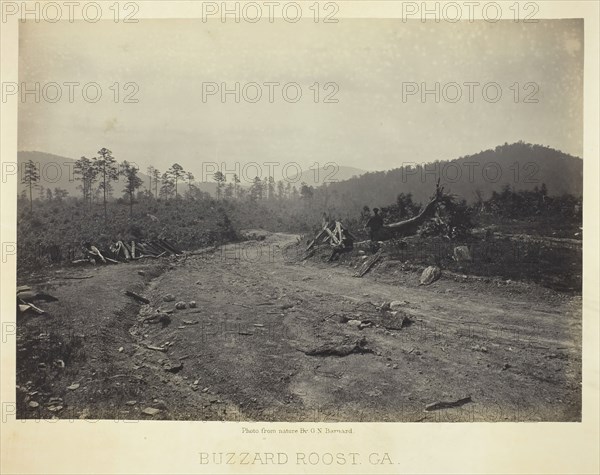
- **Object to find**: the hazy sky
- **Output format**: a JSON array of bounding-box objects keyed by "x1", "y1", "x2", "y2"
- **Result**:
[{"x1": 18, "y1": 18, "x2": 583, "y2": 179}]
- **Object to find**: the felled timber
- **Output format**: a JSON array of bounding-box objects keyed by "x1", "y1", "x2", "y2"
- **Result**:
[{"x1": 353, "y1": 250, "x2": 382, "y2": 277}]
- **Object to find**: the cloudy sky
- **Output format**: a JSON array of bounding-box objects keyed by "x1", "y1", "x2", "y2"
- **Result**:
[{"x1": 18, "y1": 18, "x2": 583, "y2": 179}]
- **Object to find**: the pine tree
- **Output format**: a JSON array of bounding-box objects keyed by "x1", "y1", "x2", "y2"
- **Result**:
[
  {"x1": 94, "y1": 148, "x2": 119, "y2": 221},
  {"x1": 152, "y1": 168, "x2": 161, "y2": 198},
  {"x1": 167, "y1": 163, "x2": 186, "y2": 198},
  {"x1": 267, "y1": 176, "x2": 275, "y2": 200},
  {"x1": 159, "y1": 172, "x2": 175, "y2": 199},
  {"x1": 74, "y1": 156, "x2": 97, "y2": 208},
  {"x1": 121, "y1": 161, "x2": 143, "y2": 216},
  {"x1": 250, "y1": 176, "x2": 264, "y2": 201},
  {"x1": 214, "y1": 171, "x2": 226, "y2": 200},
  {"x1": 147, "y1": 166, "x2": 155, "y2": 193},
  {"x1": 186, "y1": 171, "x2": 195, "y2": 197},
  {"x1": 233, "y1": 174, "x2": 241, "y2": 199},
  {"x1": 21, "y1": 160, "x2": 39, "y2": 212}
]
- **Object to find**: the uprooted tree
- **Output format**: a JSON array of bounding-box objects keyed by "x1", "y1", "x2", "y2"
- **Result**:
[
  {"x1": 374, "y1": 180, "x2": 446, "y2": 240},
  {"x1": 306, "y1": 180, "x2": 453, "y2": 258}
]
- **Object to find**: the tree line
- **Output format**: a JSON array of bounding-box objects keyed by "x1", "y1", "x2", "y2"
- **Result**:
[{"x1": 20, "y1": 147, "x2": 320, "y2": 220}]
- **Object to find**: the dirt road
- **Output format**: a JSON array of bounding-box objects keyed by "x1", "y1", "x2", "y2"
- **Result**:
[{"x1": 17, "y1": 232, "x2": 581, "y2": 421}]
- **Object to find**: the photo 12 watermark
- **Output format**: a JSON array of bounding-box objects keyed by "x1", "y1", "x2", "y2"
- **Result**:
[
  {"x1": 199, "y1": 161, "x2": 340, "y2": 184},
  {"x1": 401, "y1": 81, "x2": 539, "y2": 104},
  {"x1": 201, "y1": 81, "x2": 339, "y2": 104},
  {"x1": 2, "y1": 82, "x2": 140, "y2": 104},
  {"x1": 201, "y1": 1, "x2": 339, "y2": 23},
  {"x1": 400, "y1": 1, "x2": 539, "y2": 23},
  {"x1": 1, "y1": 1, "x2": 139, "y2": 23}
]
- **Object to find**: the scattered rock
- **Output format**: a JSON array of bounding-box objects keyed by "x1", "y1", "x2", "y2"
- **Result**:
[
  {"x1": 152, "y1": 399, "x2": 168, "y2": 410},
  {"x1": 163, "y1": 294, "x2": 175, "y2": 302},
  {"x1": 389, "y1": 300, "x2": 409, "y2": 310},
  {"x1": 175, "y1": 301, "x2": 187, "y2": 310},
  {"x1": 471, "y1": 345, "x2": 488, "y2": 353},
  {"x1": 28, "y1": 401, "x2": 39, "y2": 408},
  {"x1": 138, "y1": 270, "x2": 146, "y2": 276},
  {"x1": 144, "y1": 313, "x2": 171, "y2": 327},
  {"x1": 419, "y1": 266, "x2": 441, "y2": 285},
  {"x1": 125, "y1": 400, "x2": 137, "y2": 406},
  {"x1": 347, "y1": 319, "x2": 362, "y2": 327},
  {"x1": 163, "y1": 360, "x2": 183, "y2": 373},
  {"x1": 142, "y1": 407, "x2": 161, "y2": 416},
  {"x1": 118, "y1": 347, "x2": 124, "y2": 352},
  {"x1": 67, "y1": 383, "x2": 80, "y2": 390},
  {"x1": 453, "y1": 246, "x2": 472, "y2": 262},
  {"x1": 47, "y1": 405, "x2": 64, "y2": 412},
  {"x1": 189, "y1": 301, "x2": 197, "y2": 308},
  {"x1": 502, "y1": 363, "x2": 511, "y2": 370},
  {"x1": 382, "y1": 311, "x2": 410, "y2": 331}
]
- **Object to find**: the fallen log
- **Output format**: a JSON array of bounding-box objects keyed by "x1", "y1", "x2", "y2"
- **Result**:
[
  {"x1": 145, "y1": 344, "x2": 167, "y2": 352},
  {"x1": 17, "y1": 298, "x2": 45, "y2": 315},
  {"x1": 161, "y1": 239, "x2": 182, "y2": 254},
  {"x1": 383, "y1": 179, "x2": 444, "y2": 238},
  {"x1": 125, "y1": 290, "x2": 150, "y2": 304},
  {"x1": 133, "y1": 251, "x2": 166, "y2": 260},
  {"x1": 354, "y1": 250, "x2": 382, "y2": 277},
  {"x1": 303, "y1": 337, "x2": 372, "y2": 357}
]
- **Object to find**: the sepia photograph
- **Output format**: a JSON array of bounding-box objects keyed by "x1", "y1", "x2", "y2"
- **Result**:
[{"x1": 1, "y1": 1, "x2": 599, "y2": 474}]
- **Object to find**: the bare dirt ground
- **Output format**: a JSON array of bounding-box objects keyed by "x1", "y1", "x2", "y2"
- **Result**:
[{"x1": 16, "y1": 232, "x2": 581, "y2": 422}]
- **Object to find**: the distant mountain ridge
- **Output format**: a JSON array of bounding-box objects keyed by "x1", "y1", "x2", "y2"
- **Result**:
[
  {"x1": 18, "y1": 142, "x2": 582, "y2": 206},
  {"x1": 293, "y1": 165, "x2": 366, "y2": 186},
  {"x1": 319, "y1": 142, "x2": 582, "y2": 209}
]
